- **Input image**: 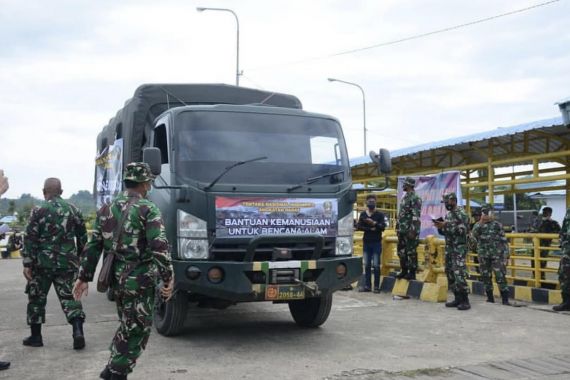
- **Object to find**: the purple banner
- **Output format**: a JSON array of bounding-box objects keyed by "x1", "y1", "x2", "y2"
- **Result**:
[{"x1": 397, "y1": 171, "x2": 462, "y2": 238}]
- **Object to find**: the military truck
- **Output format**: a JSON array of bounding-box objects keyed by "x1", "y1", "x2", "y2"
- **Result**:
[{"x1": 95, "y1": 84, "x2": 390, "y2": 336}]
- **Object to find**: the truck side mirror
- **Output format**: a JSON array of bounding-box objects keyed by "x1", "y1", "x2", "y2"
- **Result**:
[
  {"x1": 143, "y1": 147, "x2": 162, "y2": 176},
  {"x1": 369, "y1": 148, "x2": 391, "y2": 174}
]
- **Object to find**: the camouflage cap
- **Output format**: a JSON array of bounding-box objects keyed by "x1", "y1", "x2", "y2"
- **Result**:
[
  {"x1": 442, "y1": 192, "x2": 458, "y2": 202},
  {"x1": 480, "y1": 203, "x2": 494, "y2": 213},
  {"x1": 403, "y1": 177, "x2": 416, "y2": 188},
  {"x1": 124, "y1": 162, "x2": 155, "y2": 183},
  {"x1": 471, "y1": 208, "x2": 482, "y2": 216}
]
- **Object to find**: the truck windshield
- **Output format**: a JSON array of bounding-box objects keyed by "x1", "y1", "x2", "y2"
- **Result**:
[{"x1": 175, "y1": 110, "x2": 350, "y2": 186}]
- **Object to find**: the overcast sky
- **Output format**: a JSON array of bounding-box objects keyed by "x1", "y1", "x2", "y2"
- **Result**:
[{"x1": 1, "y1": 0, "x2": 569, "y2": 198}]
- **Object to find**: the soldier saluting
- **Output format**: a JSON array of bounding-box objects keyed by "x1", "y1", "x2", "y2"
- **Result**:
[
  {"x1": 73, "y1": 163, "x2": 173, "y2": 380},
  {"x1": 22, "y1": 177, "x2": 88, "y2": 349}
]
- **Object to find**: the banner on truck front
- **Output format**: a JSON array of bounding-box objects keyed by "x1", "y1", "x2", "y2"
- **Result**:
[
  {"x1": 215, "y1": 197, "x2": 338, "y2": 238},
  {"x1": 396, "y1": 171, "x2": 462, "y2": 238},
  {"x1": 95, "y1": 138, "x2": 123, "y2": 209}
]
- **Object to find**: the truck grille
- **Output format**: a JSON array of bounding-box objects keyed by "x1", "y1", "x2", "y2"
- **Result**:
[{"x1": 210, "y1": 238, "x2": 336, "y2": 261}]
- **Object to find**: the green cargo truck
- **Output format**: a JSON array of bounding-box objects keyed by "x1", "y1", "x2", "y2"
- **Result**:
[{"x1": 94, "y1": 84, "x2": 390, "y2": 336}]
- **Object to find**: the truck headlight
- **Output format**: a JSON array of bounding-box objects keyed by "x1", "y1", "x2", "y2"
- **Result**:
[
  {"x1": 179, "y1": 238, "x2": 209, "y2": 259},
  {"x1": 178, "y1": 210, "x2": 208, "y2": 259},
  {"x1": 335, "y1": 236, "x2": 353, "y2": 256},
  {"x1": 335, "y1": 213, "x2": 354, "y2": 256}
]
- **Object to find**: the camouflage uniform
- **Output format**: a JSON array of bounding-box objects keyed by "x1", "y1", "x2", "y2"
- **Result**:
[
  {"x1": 537, "y1": 216, "x2": 561, "y2": 278},
  {"x1": 78, "y1": 163, "x2": 173, "y2": 377},
  {"x1": 471, "y1": 208, "x2": 510, "y2": 300},
  {"x1": 438, "y1": 194, "x2": 469, "y2": 297},
  {"x1": 554, "y1": 208, "x2": 570, "y2": 310},
  {"x1": 468, "y1": 209, "x2": 482, "y2": 274},
  {"x1": 22, "y1": 196, "x2": 87, "y2": 325},
  {"x1": 397, "y1": 177, "x2": 422, "y2": 277}
]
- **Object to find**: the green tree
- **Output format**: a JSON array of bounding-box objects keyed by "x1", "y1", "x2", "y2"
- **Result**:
[{"x1": 7, "y1": 200, "x2": 16, "y2": 215}]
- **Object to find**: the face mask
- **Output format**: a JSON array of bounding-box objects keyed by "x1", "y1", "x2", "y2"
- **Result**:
[
  {"x1": 445, "y1": 204, "x2": 453, "y2": 211},
  {"x1": 145, "y1": 183, "x2": 153, "y2": 197},
  {"x1": 367, "y1": 202, "x2": 376, "y2": 209}
]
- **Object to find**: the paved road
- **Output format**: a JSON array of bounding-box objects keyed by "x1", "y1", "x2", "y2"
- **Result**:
[{"x1": 0, "y1": 258, "x2": 569, "y2": 380}]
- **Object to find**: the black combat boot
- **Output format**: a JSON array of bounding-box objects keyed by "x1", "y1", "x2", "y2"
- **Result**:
[
  {"x1": 0, "y1": 361, "x2": 10, "y2": 370},
  {"x1": 445, "y1": 292, "x2": 459, "y2": 307},
  {"x1": 501, "y1": 290, "x2": 511, "y2": 305},
  {"x1": 457, "y1": 293, "x2": 471, "y2": 311},
  {"x1": 100, "y1": 366, "x2": 111, "y2": 380},
  {"x1": 22, "y1": 323, "x2": 43, "y2": 347},
  {"x1": 485, "y1": 289, "x2": 495, "y2": 303},
  {"x1": 404, "y1": 271, "x2": 416, "y2": 281},
  {"x1": 553, "y1": 293, "x2": 570, "y2": 311},
  {"x1": 110, "y1": 373, "x2": 127, "y2": 380},
  {"x1": 396, "y1": 264, "x2": 408, "y2": 279},
  {"x1": 71, "y1": 318, "x2": 85, "y2": 350}
]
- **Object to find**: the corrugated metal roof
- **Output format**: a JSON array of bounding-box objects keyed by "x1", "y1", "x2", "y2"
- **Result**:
[{"x1": 350, "y1": 115, "x2": 564, "y2": 167}]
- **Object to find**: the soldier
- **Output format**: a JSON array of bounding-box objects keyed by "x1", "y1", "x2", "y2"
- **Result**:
[
  {"x1": 21, "y1": 178, "x2": 87, "y2": 349},
  {"x1": 396, "y1": 177, "x2": 422, "y2": 280},
  {"x1": 528, "y1": 210, "x2": 541, "y2": 233},
  {"x1": 73, "y1": 163, "x2": 174, "y2": 380},
  {"x1": 0, "y1": 169, "x2": 10, "y2": 371},
  {"x1": 434, "y1": 193, "x2": 471, "y2": 311},
  {"x1": 537, "y1": 207, "x2": 561, "y2": 281},
  {"x1": 468, "y1": 208, "x2": 482, "y2": 274},
  {"x1": 553, "y1": 207, "x2": 570, "y2": 311},
  {"x1": 471, "y1": 204, "x2": 510, "y2": 305}
]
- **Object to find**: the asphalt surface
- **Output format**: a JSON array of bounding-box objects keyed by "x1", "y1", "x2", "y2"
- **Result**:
[{"x1": 0, "y1": 258, "x2": 569, "y2": 380}]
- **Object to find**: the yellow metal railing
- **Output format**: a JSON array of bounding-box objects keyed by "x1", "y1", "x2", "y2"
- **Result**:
[
  {"x1": 466, "y1": 232, "x2": 561, "y2": 288},
  {"x1": 354, "y1": 231, "x2": 561, "y2": 289}
]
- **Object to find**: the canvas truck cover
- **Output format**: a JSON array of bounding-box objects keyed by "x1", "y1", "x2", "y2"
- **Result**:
[{"x1": 96, "y1": 83, "x2": 303, "y2": 166}]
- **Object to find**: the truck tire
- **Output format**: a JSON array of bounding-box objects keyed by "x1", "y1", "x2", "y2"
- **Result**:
[
  {"x1": 154, "y1": 291, "x2": 188, "y2": 336},
  {"x1": 288, "y1": 294, "x2": 333, "y2": 328}
]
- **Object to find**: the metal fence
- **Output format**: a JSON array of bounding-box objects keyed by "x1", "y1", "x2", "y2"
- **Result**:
[{"x1": 354, "y1": 230, "x2": 561, "y2": 289}]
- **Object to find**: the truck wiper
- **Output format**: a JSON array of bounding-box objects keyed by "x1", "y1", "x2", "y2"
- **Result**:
[
  {"x1": 287, "y1": 169, "x2": 346, "y2": 192},
  {"x1": 203, "y1": 156, "x2": 268, "y2": 191}
]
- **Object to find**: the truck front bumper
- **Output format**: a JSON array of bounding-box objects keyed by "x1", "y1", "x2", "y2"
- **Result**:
[{"x1": 172, "y1": 256, "x2": 362, "y2": 302}]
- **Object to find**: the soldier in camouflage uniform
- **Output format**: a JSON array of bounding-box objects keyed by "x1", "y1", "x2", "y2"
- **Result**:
[
  {"x1": 21, "y1": 177, "x2": 87, "y2": 349},
  {"x1": 537, "y1": 207, "x2": 561, "y2": 281},
  {"x1": 553, "y1": 207, "x2": 570, "y2": 311},
  {"x1": 434, "y1": 193, "x2": 471, "y2": 310},
  {"x1": 471, "y1": 204, "x2": 510, "y2": 305},
  {"x1": 396, "y1": 177, "x2": 422, "y2": 280},
  {"x1": 73, "y1": 163, "x2": 174, "y2": 380},
  {"x1": 468, "y1": 208, "x2": 482, "y2": 274},
  {"x1": 0, "y1": 170, "x2": 10, "y2": 371}
]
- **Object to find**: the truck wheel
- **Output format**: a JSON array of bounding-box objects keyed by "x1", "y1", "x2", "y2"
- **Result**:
[
  {"x1": 288, "y1": 294, "x2": 333, "y2": 328},
  {"x1": 106, "y1": 288, "x2": 115, "y2": 302},
  {"x1": 154, "y1": 291, "x2": 188, "y2": 336}
]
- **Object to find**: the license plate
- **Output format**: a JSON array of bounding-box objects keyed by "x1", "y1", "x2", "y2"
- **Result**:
[{"x1": 265, "y1": 285, "x2": 305, "y2": 300}]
